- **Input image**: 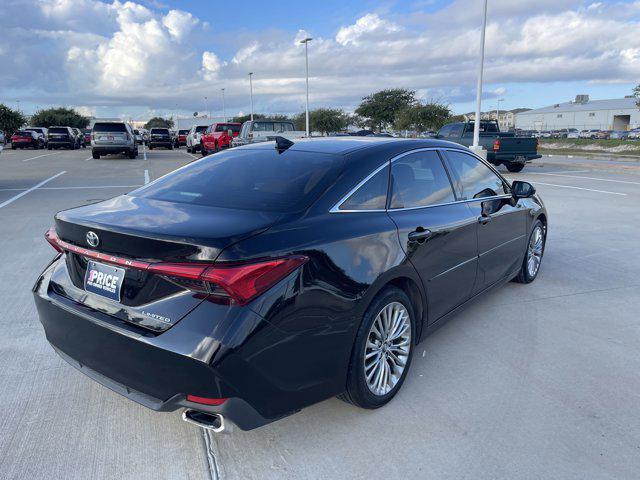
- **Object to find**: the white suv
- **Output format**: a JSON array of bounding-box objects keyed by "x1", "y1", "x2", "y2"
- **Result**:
[{"x1": 186, "y1": 125, "x2": 209, "y2": 153}]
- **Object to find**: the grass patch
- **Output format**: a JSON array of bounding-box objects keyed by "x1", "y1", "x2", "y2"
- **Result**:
[{"x1": 538, "y1": 138, "x2": 640, "y2": 156}]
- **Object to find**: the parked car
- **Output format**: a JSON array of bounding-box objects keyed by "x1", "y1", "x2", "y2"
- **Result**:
[
  {"x1": 609, "y1": 130, "x2": 629, "y2": 140},
  {"x1": 11, "y1": 130, "x2": 42, "y2": 149},
  {"x1": 176, "y1": 129, "x2": 189, "y2": 147},
  {"x1": 82, "y1": 129, "x2": 92, "y2": 144},
  {"x1": 35, "y1": 137, "x2": 547, "y2": 432},
  {"x1": 72, "y1": 128, "x2": 86, "y2": 148},
  {"x1": 186, "y1": 125, "x2": 209, "y2": 153},
  {"x1": 593, "y1": 130, "x2": 611, "y2": 139},
  {"x1": 91, "y1": 122, "x2": 138, "y2": 159},
  {"x1": 436, "y1": 120, "x2": 541, "y2": 172},
  {"x1": 24, "y1": 127, "x2": 48, "y2": 147},
  {"x1": 133, "y1": 129, "x2": 143, "y2": 145},
  {"x1": 627, "y1": 129, "x2": 640, "y2": 140},
  {"x1": 0, "y1": 131, "x2": 5, "y2": 145},
  {"x1": 200, "y1": 122, "x2": 242, "y2": 156},
  {"x1": 558, "y1": 128, "x2": 579, "y2": 139},
  {"x1": 233, "y1": 119, "x2": 306, "y2": 147},
  {"x1": 148, "y1": 128, "x2": 173, "y2": 149},
  {"x1": 47, "y1": 127, "x2": 76, "y2": 149}
]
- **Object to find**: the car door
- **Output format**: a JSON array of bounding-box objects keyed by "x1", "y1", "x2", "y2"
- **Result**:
[
  {"x1": 442, "y1": 149, "x2": 527, "y2": 294},
  {"x1": 386, "y1": 149, "x2": 478, "y2": 322}
]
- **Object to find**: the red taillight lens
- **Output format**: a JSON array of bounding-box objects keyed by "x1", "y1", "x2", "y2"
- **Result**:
[
  {"x1": 187, "y1": 395, "x2": 227, "y2": 406},
  {"x1": 536, "y1": 138, "x2": 540, "y2": 150},
  {"x1": 493, "y1": 139, "x2": 500, "y2": 151},
  {"x1": 45, "y1": 228, "x2": 63, "y2": 253}
]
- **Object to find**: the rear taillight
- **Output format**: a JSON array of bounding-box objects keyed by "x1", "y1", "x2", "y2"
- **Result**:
[
  {"x1": 45, "y1": 228, "x2": 63, "y2": 253},
  {"x1": 44, "y1": 227, "x2": 307, "y2": 305},
  {"x1": 187, "y1": 395, "x2": 227, "y2": 406},
  {"x1": 536, "y1": 138, "x2": 540, "y2": 150},
  {"x1": 149, "y1": 256, "x2": 308, "y2": 305},
  {"x1": 493, "y1": 139, "x2": 500, "y2": 151}
]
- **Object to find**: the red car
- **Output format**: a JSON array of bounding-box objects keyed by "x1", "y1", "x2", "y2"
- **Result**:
[
  {"x1": 176, "y1": 129, "x2": 189, "y2": 147},
  {"x1": 200, "y1": 123, "x2": 241, "y2": 156},
  {"x1": 11, "y1": 130, "x2": 42, "y2": 149}
]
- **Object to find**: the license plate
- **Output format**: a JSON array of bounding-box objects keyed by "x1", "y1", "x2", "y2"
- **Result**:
[{"x1": 84, "y1": 260, "x2": 125, "y2": 301}]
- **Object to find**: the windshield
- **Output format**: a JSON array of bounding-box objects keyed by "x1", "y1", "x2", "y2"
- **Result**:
[
  {"x1": 93, "y1": 123, "x2": 127, "y2": 132},
  {"x1": 131, "y1": 149, "x2": 344, "y2": 213}
]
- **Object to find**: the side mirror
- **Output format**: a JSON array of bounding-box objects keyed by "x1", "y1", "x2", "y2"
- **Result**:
[{"x1": 512, "y1": 180, "x2": 536, "y2": 199}]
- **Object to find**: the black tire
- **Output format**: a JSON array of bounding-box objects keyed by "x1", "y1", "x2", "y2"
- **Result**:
[
  {"x1": 92, "y1": 152, "x2": 100, "y2": 159},
  {"x1": 186, "y1": 145, "x2": 192, "y2": 153},
  {"x1": 12, "y1": 146, "x2": 16, "y2": 150},
  {"x1": 149, "y1": 145, "x2": 154, "y2": 150},
  {"x1": 513, "y1": 219, "x2": 546, "y2": 284},
  {"x1": 339, "y1": 286, "x2": 415, "y2": 409},
  {"x1": 506, "y1": 163, "x2": 525, "y2": 173},
  {"x1": 47, "y1": 146, "x2": 52, "y2": 150},
  {"x1": 214, "y1": 142, "x2": 219, "y2": 153},
  {"x1": 128, "y1": 149, "x2": 136, "y2": 159},
  {"x1": 201, "y1": 144, "x2": 208, "y2": 157}
]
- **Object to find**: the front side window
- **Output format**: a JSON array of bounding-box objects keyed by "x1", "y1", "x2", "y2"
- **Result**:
[
  {"x1": 444, "y1": 150, "x2": 508, "y2": 199},
  {"x1": 390, "y1": 151, "x2": 455, "y2": 209},
  {"x1": 339, "y1": 165, "x2": 389, "y2": 211}
]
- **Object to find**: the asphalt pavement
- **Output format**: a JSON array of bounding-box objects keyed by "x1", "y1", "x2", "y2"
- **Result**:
[{"x1": 0, "y1": 146, "x2": 639, "y2": 479}]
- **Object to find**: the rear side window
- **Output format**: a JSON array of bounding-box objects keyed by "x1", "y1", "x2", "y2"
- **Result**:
[
  {"x1": 215, "y1": 124, "x2": 241, "y2": 133},
  {"x1": 437, "y1": 125, "x2": 452, "y2": 137},
  {"x1": 253, "y1": 122, "x2": 274, "y2": 132},
  {"x1": 93, "y1": 123, "x2": 126, "y2": 132},
  {"x1": 444, "y1": 150, "x2": 508, "y2": 199},
  {"x1": 132, "y1": 149, "x2": 344, "y2": 213},
  {"x1": 339, "y1": 165, "x2": 389, "y2": 211},
  {"x1": 448, "y1": 124, "x2": 464, "y2": 137},
  {"x1": 390, "y1": 151, "x2": 455, "y2": 209}
]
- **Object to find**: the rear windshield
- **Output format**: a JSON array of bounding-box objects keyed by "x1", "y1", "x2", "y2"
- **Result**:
[
  {"x1": 48, "y1": 127, "x2": 68, "y2": 134},
  {"x1": 150, "y1": 128, "x2": 169, "y2": 134},
  {"x1": 131, "y1": 149, "x2": 344, "y2": 212},
  {"x1": 93, "y1": 123, "x2": 127, "y2": 132},
  {"x1": 14, "y1": 131, "x2": 32, "y2": 136},
  {"x1": 194, "y1": 126, "x2": 208, "y2": 133},
  {"x1": 25, "y1": 128, "x2": 44, "y2": 133},
  {"x1": 178, "y1": 130, "x2": 189, "y2": 135},
  {"x1": 215, "y1": 124, "x2": 241, "y2": 133}
]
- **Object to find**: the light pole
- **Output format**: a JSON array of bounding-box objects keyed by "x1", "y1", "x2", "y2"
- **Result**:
[
  {"x1": 300, "y1": 37, "x2": 312, "y2": 137},
  {"x1": 221, "y1": 88, "x2": 226, "y2": 122},
  {"x1": 495, "y1": 97, "x2": 503, "y2": 129},
  {"x1": 248, "y1": 72, "x2": 254, "y2": 121},
  {"x1": 204, "y1": 96, "x2": 208, "y2": 119},
  {"x1": 472, "y1": 0, "x2": 488, "y2": 154}
]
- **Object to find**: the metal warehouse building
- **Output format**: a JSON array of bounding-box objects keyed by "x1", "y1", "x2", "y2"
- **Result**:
[{"x1": 515, "y1": 95, "x2": 640, "y2": 131}]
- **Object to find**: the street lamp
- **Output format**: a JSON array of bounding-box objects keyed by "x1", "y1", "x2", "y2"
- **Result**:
[
  {"x1": 495, "y1": 98, "x2": 503, "y2": 129},
  {"x1": 472, "y1": 0, "x2": 488, "y2": 154},
  {"x1": 221, "y1": 88, "x2": 226, "y2": 122},
  {"x1": 248, "y1": 72, "x2": 254, "y2": 122},
  {"x1": 300, "y1": 37, "x2": 312, "y2": 137},
  {"x1": 204, "y1": 96, "x2": 208, "y2": 119}
]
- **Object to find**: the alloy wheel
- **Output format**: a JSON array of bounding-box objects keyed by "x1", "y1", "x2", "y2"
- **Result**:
[
  {"x1": 364, "y1": 301, "x2": 412, "y2": 396},
  {"x1": 527, "y1": 225, "x2": 545, "y2": 277}
]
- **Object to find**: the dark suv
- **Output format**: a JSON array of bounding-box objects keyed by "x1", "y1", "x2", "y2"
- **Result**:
[
  {"x1": 47, "y1": 127, "x2": 76, "y2": 149},
  {"x1": 148, "y1": 128, "x2": 173, "y2": 149},
  {"x1": 91, "y1": 122, "x2": 138, "y2": 159}
]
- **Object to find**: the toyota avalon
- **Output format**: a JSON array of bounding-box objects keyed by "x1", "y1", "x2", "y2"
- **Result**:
[{"x1": 33, "y1": 137, "x2": 547, "y2": 432}]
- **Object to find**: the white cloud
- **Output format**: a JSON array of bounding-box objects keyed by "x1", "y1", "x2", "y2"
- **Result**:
[
  {"x1": 335, "y1": 13, "x2": 400, "y2": 46},
  {"x1": 162, "y1": 9, "x2": 198, "y2": 40}
]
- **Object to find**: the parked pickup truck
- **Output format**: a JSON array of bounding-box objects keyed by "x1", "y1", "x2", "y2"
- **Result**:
[
  {"x1": 200, "y1": 122, "x2": 241, "y2": 156},
  {"x1": 233, "y1": 119, "x2": 306, "y2": 147},
  {"x1": 436, "y1": 120, "x2": 540, "y2": 172}
]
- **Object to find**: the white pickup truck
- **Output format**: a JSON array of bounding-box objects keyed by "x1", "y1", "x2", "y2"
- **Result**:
[{"x1": 232, "y1": 119, "x2": 306, "y2": 147}]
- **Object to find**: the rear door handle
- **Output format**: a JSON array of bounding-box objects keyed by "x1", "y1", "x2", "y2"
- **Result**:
[
  {"x1": 478, "y1": 215, "x2": 492, "y2": 225},
  {"x1": 408, "y1": 228, "x2": 432, "y2": 243}
]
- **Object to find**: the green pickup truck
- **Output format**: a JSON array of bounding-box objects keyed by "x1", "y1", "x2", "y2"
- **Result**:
[{"x1": 436, "y1": 120, "x2": 541, "y2": 172}]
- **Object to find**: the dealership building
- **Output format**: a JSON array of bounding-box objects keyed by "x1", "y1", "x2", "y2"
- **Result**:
[{"x1": 515, "y1": 95, "x2": 640, "y2": 131}]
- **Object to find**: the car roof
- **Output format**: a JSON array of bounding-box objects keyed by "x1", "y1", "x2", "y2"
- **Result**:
[{"x1": 236, "y1": 137, "x2": 466, "y2": 155}]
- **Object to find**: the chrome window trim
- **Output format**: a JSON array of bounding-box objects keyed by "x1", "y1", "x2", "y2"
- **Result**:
[{"x1": 329, "y1": 146, "x2": 515, "y2": 214}]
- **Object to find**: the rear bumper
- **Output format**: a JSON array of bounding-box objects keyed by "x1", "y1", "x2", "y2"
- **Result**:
[
  {"x1": 92, "y1": 145, "x2": 133, "y2": 154},
  {"x1": 32, "y1": 260, "x2": 296, "y2": 430},
  {"x1": 149, "y1": 141, "x2": 172, "y2": 148},
  {"x1": 489, "y1": 153, "x2": 541, "y2": 164},
  {"x1": 49, "y1": 140, "x2": 73, "y2": 148}
]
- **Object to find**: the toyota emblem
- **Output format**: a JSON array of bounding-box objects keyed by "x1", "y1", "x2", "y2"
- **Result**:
[{"x1": 86, "y1": 231, "x2": 100, "y2": 248}]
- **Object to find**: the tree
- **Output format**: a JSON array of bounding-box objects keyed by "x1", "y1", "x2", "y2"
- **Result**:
[
  {"x1": 311, "y1": 108, "x2": 349, "y2": 135},
  {"x1": 30, "y1": 107, "x2": 89, "y2": 128},
  {"x1": 231, "y1": 113, "x2": 265, "y2": 124},
  {"x1": 395, "y1": 102, "x2": 451, "y2": 133},
  {"x1": 144, "y1": 117, "x2": 174, "y2": 129},
  {"x1": 0, "y1": 104, "x2": 26, "y2": 137},
  {"x1": 355, "y1": 88, "x2": 417, "y2": 132}
]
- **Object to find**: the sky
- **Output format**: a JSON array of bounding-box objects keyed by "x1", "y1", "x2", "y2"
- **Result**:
[{"x1": 1, "y1": 0, "x2": 639, "y2": 120}]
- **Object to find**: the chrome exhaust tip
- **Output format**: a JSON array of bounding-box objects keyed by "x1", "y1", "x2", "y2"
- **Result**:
[{"x1": 182, "y1": 409, "x2": 228, "y2": 433}]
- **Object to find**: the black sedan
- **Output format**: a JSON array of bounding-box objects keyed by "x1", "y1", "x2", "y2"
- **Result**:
[{"x1": 34, "y1": 138, "x2": 547, "y2": 432}]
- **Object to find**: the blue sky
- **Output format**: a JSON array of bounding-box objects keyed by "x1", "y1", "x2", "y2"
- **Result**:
[{"x1": 1, "y1": 0, "x2": 639, "y2": 120}]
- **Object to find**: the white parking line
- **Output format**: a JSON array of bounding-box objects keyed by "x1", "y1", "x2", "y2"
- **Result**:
[
  {"x1": 184, "y1": 151, "x2": 199, "y2": 160},
  {"x1": 22, "y1": 152, "x2": 59, "y2": 162},
  {"x1": 144, "y1": 169, "x2": 150, "y2": 184},
  {"x1": 0, "y1": 185, "x2": 142, "y2": 192},
  {"x1": 528, "y1": 171, "x2": 640, "y2": 186},
  {"x1": 0, "y1": 171, "x2": 66, "y2": 209},
  {"x1": 84, "y1": 156, "x2": 93, "y2": 161},
  {"x1": 530, "y1": 181, "x2": 627, "y2": 196}
]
